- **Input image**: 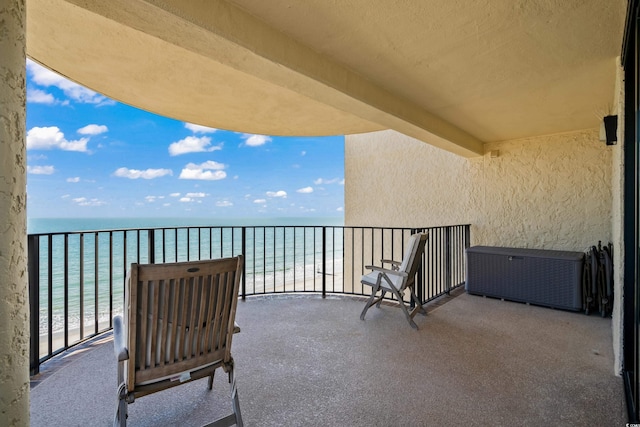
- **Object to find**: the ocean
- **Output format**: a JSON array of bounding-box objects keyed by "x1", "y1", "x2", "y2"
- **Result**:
[
  {"x1": 29, "y1": 217, "x2": 345, "y2": 341},
  {"x1": 28, "y1": 216, "x2": 344, "y2": 234}
]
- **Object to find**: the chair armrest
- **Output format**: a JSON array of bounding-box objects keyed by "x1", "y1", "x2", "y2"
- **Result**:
[
  {"x1": 380, "y1": 259, "x2": 401, "y2": 270},
  {"x1": 113, "y1": 315, "x2": 129, "y2": 362},
  {"x1": 365, "y1": 265, "x2": 408, "y2": 277}
]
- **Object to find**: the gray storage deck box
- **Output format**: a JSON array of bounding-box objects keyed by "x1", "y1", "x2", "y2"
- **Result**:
[{"x1": 466, "y1": 246, "x2": 584, "y2": 311}]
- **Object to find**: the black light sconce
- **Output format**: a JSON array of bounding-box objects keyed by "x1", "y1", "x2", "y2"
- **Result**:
[{"x1": 603, "y1": 115, "x2": 618, "y2": 145}]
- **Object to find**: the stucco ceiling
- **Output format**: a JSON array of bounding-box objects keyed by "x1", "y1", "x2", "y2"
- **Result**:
[{"x1": 26, "y1": 0, "x2": 626, "y2": 157}]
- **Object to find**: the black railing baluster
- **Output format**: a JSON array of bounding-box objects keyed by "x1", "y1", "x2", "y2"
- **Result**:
[
  {"x1": 47, "y1": 234, "x2": 53, "y2": 355},
  {"x1": 94, "y1": 233, "x2": 99, "y2": 334},
  {"x1": 322, "y1": 227, "x2": 327, "y2": 298},
  {"x1": 136, "y1": 230, "x2": 140, "y2": 263},
  {"x1": 242, "y1": 227, "x2": 246, "y2": 300},
  {"x1": 28, "y1": 235, "x2": 40, "y2": 375},
  {"x1": 79, "y1": 233, "x2": 85, "y2": 340},
  {"x1": 187, "y1": 227, "x2": 191, "y2": 261},
  {"x1": 109, "y1": 231, "x2": 113, "y2": 329},
  {"x1": 174, "y1": 229, "x2": 178, "y2": 262},
  {"x1": 445, "y1": 227, "x2": 451, "y2": 294},
  {"x1": 64, "y1": 234, "x2": 69, "y2": 348},
  {"x1": 148, "y1": 229, "x2": 155, "y2": 264}
]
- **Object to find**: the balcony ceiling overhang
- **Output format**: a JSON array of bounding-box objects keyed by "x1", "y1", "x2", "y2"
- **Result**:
[{"x1": 26, "y1": 0, "x2": 626, "y2": 157}]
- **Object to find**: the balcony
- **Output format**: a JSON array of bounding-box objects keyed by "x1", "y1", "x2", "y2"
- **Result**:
[
  {"x1": 30, "y1": 288, "x2": 624, "y2": 426},
  {"x1": 27, "y1": 223, "x2": 626, "y2": 425}
]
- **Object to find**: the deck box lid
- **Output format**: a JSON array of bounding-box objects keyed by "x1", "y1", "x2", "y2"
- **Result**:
[{"x1": 466, "y1": 246, "x2": 584, "y2": 261}]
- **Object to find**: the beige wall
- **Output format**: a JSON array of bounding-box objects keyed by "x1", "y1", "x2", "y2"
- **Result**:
[{"x1": 346, "y1": 128, "x2": 612, "y2": 252}]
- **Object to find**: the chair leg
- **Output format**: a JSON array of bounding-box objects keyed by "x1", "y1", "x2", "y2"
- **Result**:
[
  {"x1": 114, "y1": 383, "x2": 128, "y2": 427},
  {"x1": 375, "y1": 290, "x2": 387, "y2": 307},
  {"x1": 409, "y1": 286, "x2": 426, "y2": 316},
  {"x1": 360, "y1": 284, "x2": 381, "y2": 320},
  {"x1": 393, "y1": 290, "x2": 419, "y2": 330},
  {"x1": 229, "y1": 366, "x2": 243, "y2": 427},
  {"x1": 204, "y1": 365, "x2": 243, "y2": 427},
  {"x1": 208, "y1": 370, "x2": 215, "y2": 390}
]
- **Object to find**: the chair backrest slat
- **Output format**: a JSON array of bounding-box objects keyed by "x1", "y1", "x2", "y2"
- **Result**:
[{"x1": 124, "y1": 256, "x2": 243, "y2": 391}]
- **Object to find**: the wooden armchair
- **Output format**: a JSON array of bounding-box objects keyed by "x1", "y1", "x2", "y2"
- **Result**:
[{"x1": 113, "y1": 256, "x2": 244, "y2": 426}]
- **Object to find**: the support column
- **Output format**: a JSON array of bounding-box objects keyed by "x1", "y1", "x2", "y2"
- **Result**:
[{"x1": 0, "y1": 0, "x2": 28, "y2": 426}]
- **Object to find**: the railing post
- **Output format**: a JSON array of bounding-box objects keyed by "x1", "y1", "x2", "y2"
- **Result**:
[
  {"x1": 28, "y1": 234, "x2": 40, "y2": 376},
  {"x1": 465, "y1": 224, "x2": 471, "y2": 249},
  {"x1": 445, "y1": 226, "x2": 452, "y2": 294},
  {"x1": 148, "y1": 228, "x2": 156, "y2": 264},
  {"x1": 241, "y1": 227, "x2": 246, "y2": 300},
  {"x1": 416, "y1": 228, "x2": 425, "y2": 305},
  {"x1": 322, "y1": 226, "x2": 327, "y2": 298}
]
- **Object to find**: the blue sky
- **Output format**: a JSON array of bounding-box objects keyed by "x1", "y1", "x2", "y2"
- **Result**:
[{"x1": 25, "y1": 60, "x2": 345, "y2": 219}]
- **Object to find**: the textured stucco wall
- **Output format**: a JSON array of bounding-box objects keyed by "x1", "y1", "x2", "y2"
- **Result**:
[
  {"x1": 346, "y1": 129, "x2": 612, "y2": 252},
  {"x1": 478, "y1": 130, "x2": 611, "y2": 251},
  {"x1": 345, "y1": 129, "x2": 483, "y2": 228},
  {"x1": 0, "y1": 0, "x2": 29, "y2": 425}
]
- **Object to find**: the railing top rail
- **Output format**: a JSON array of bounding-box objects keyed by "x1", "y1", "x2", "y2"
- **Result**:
[{"x1": 27, "y1": 223, "x2": 471, "y2": 238}]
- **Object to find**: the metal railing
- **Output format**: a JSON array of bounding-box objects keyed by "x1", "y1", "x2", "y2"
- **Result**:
[{"x1": 28, "y1": 223, "x2": 470, "y2": 374}]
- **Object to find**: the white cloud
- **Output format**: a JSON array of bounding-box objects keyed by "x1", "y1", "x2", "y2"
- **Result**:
[
  {"x1": 301, "y1": 151, "x2": 306, "y2": 156},
  {"x1": 216, "y1": 200, "x2": 233, "y2": 207},
  {"x1": 337, "y1": 207, "x2": 344, "y2": 212},
  {"x1": 242, "y1": 134, "x2": 272, "y2": 147},
  {"x1": 27, "y1": 88, "x2": 56, "y2": 104},
  {"x1": 113, "y1": 167, "x2": 173, "y2": 179},
  {"x1": 27, "y1": 60, "x2": 114, "y2": 106},
  {"x1": 72, "y1": 197, "x2": 106, "y2": 207},
  {"x1": 27, "y1": 126, "x2": 89, "y2": 152},
  {"x1": 179, "y1": 197, "x2": 204, "y2": 204},
  {"x1": 185, "y1": 192, "x2": 207, "y2": 198},
  {"x1": 61, "y1": 194, "x2": 70, "y2": 199},
  {"x1": 27, "y1": 165, "x2": 55, "y2": 175},
  {"x1": 27, "y1": 60, "x2": 114, "y2": 105},
  {"x1": 179, "y1": 161, "x2": 227, "y2": 181},
  {"x1": 253, "y1": 199, "x2": 267, "y2": 204},
  {"x1": 266, "y1": 190, "x2": 287, "y2": 198},
  {"x1": 145, "y1": 196, "x2": 157, "y2": 202},
  {"x1": 184, "y1": 123, "x2": 218, "y2": 133},
  {"x1": 78, "y1": 124, "x2": 108, "y2": 135},
  {"x1": 296, "y1": 186, "x2": 313, "y2": 194},
  {"x1": 66, "y1": 177, "x2": 80, "y2": 183},
  {"x1": 168, "y1": 136, "x2": 222, "y2": 156},
  {"x1": 169, "y1": 192, "x2": 181, "y2": 197},
  {"x1": 313, "y1": 177, "x2": 342, "y2": 185}
]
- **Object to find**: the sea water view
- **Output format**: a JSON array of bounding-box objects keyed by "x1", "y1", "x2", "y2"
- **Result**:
[{"x1": 29, "y1": 216, "x2": 346, "y2": 356}]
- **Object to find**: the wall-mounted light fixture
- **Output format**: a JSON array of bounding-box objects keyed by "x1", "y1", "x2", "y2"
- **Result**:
[{"x1": 601, "y1": 115, "x2": 618, "y2": 145}]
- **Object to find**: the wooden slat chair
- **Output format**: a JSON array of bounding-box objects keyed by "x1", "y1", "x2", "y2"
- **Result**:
[
  {"x1": 113, "y1": 256, "x2": 244, "y2": 427},
  {"x1": 360, "y1": 232, "x2": 428, "y2": 329}
]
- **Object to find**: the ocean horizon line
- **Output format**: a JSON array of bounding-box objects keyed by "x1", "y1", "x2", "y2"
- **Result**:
[{"x1": 28, "y1": 216, "x2": 345, "y2": 234}]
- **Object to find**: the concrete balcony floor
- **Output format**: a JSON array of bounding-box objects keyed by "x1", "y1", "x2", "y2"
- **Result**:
[{"x1": 30, "y1": 290, "x2": 626, "y2": 426}]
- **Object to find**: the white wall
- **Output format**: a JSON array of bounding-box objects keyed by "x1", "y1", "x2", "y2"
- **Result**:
[{"x1": 346, "y1": 128, "x2": 612, "y2": 252}]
